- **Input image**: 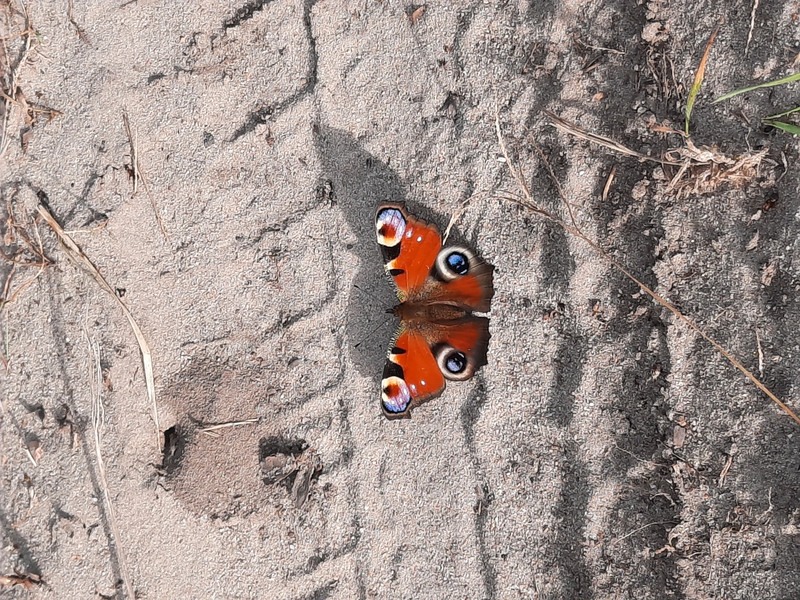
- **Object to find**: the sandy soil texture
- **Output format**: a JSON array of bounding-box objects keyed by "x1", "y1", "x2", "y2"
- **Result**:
[{"x1": 1, "y1": 1, "x2": 799, "y2": 599}]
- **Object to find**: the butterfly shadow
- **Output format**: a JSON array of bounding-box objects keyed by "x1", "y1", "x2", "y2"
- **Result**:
[
  {"x1": 314, "y1": 125, "x2": 476, "y2": 390},
  {"x1": 313, "y1": 125, "x2": 406, "y2": 383}
]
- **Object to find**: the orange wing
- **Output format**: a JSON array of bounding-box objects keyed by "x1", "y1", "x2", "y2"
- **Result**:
[
  {"x1": 376, "y1": 203, "x2": 442, "y2": 300},
  {"x1": 381, "y1": 327, "x2": 445, "y2": 418},
  {"x1": 426, "y1": 259, "x2": 494, "y2": 312},
  {"x1": 381, "y1": 317, "x2": 490, "y2": 419}
]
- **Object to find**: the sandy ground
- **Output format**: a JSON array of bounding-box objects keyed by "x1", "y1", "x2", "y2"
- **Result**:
[{"x1": 1, "y1": 1, "x2": 799, "y2": 599}]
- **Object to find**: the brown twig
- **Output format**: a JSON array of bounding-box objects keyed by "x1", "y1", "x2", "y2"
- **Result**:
[
  {"x1": 0, "y1": 1, "x2": 33, "y2": 159},
  {"x1": 495, "y1": 109, "x2": 800, "y2": 426},
  {"x1": 543, "y1": 110, "x2": 683, "y2": 166},
  {"x1": 1, "y1": 194, "x2": 50, "y2": 309}
]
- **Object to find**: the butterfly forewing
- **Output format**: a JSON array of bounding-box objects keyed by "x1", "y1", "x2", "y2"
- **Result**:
[{"x1": 375, "y1": 204, "x2": 442, "y2": 301}]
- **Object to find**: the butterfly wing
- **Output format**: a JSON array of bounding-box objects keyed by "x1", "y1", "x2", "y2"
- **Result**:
[
  {"x1": 376, "y1": 203, "x2": 494, "y2": 311},
  {"x1": 381, "y1": 316, "x2": 490, "y2": 419},
  {"x1": 375, "y1": 203, "x2": 442, "y2": 301},
  {"x1": 426, "y1": 245, "x2": 494, "y2": 312}
]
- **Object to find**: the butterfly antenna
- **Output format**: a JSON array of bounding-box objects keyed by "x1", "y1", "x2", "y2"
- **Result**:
[
  {"x1": 353, "y1": 313, "x2": 395, "y2": 350},
  {"x1": 352, "y1": 282, "x2": 382, "y2": 307}
]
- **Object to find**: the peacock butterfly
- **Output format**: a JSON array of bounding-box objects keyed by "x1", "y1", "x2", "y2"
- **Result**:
[{"x1": 375, "y1": 202, "x2": 494, "y2": 419}]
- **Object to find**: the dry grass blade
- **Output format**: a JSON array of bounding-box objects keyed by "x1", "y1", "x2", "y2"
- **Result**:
[
  {"x1": 495, "y1": 110, "x2": 800, "y2": 426},
  {"x1": 746, "y1": 0, "x2": 759, "y2": 56},
  {"x1": 198, "y1": 417, "x2": 260, "y2": 434},
  {"x1": 544, "y1": 111, "x2": 683, "y2": 166},
  {"x1": 37, "y1": 203, "x2": 161, "y2": 449},
  {"x1": 441, "y1": 191, "x2": 497, "y2": 242},
  {"x1": 443, "y1": 197, "x2": 475, "y2": 243},
  {"x1": 88, "y1": 338, "x2": 136, "y2": 600},
  {"x1": 0, "y1": 3, "x2": 33, "y2": 160},
  {"x1": 122, "y1": 110, "x2": 139, "y2": 195},
  {"x1": 685, "y1": 22, "x2": 721, "y2": 135},
  {"x1": 1, "y1": 195, "x2": 50, "y2": 309},
  {"x1": 602, "y1": 166, "x2": 616, "y2": 202}
]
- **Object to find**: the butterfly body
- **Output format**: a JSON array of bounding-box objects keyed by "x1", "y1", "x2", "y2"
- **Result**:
[{"x1": 375, "y1": 203, "x2": 494, "y2": 419}]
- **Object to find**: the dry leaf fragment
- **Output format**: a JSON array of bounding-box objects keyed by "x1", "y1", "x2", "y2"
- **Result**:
[
  {"x1": 746, "y1": 231, "x2": 759, "y2": 251},
  {"x1": 260, "y1": 444, "x2": 322, "y2": 507},
  {"x1": 294, "y1": 450, "x2": 322, "y2": 508},
  {"x1": 761, "y1": 260, "x2": 778, "y2": 286},
  {"x1": 664, "y1": 140, "x2": 769, "y2": 198},
  {"x1": 410, "y1": 5, "x2": 425, "y2": 25}
]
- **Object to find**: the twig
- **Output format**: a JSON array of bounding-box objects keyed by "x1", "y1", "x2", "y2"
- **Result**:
[
  {"x1": 544, "y1": 110, "x2": 683, "y2": 166},
  {"x1": 1, "y1": 195, "x2": 50, "y2": 308},
  {"x1": 88, "y1": 337, "x2": 136, "y2": 600},
  {"x1": 496, "y1": 109, "x2": 800, "y2": 426},
  {"x1": 122, "y1": 109, "x2": 168, "y2": 240},
  {"x1": 121, "y1": 110, "x2": 138, "y2": 195},
  {"x1": 614, "y1": 520, "x2": 676, "y2": 544},
  {"x1": 0, "y1": 6, "x2": 33, "y2": 159},
  {"x1": 718, "y1": 454, "x2": 733, "y2": 486},
  {"x1": 37, "y1": 203, "x2": 162, "y2": 449}
]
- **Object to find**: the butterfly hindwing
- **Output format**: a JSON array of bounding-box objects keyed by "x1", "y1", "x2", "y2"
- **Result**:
[{"x1": 381, "y1": 327, "x2": 445, "y2": 419}]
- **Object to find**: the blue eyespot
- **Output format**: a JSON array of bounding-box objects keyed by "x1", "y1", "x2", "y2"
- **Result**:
[
  {"x1": 445, "y1": 352, "x2": 467, "y2": 374},
  {"x1": 446, "y1": 252, "x2": 469, "y2": 275}
]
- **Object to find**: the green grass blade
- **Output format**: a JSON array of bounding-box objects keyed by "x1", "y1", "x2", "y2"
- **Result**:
[
  {"x1": 714, "y1": 72, "x2": 800, "y2": 103},
  {"x1": 764, "y1": 105, "x2": 800, "y2": 120},
  {"x1": 764, "y1": 120, "x2": 800, "y2": 135}
]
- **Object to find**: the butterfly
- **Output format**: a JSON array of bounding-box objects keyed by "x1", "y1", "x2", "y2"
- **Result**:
[{"x1": 375, "y1": 202, "x2": 494, "y2": 419}]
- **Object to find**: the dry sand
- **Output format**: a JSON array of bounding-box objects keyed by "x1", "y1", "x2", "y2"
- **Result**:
[{"x1": 1, "y1": 1, "x2": 799, "y2": 599}]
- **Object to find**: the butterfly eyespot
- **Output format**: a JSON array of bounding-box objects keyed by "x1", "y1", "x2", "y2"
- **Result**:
[
  {"x1": 376, "y1": 208, "x2": 406, "y2": 247},
  {"x1": 434, "y1": 344, "x2": 475, "y2": 381},
  {"x1": 446, "y1": 252, "x2": 469, "y2": 274},
  {"x1": 434, "y1": 245, "x2": 475, "y2": 282},
  {"x1": 445, "y1": 352, "x2": 466, "y2": 374},
  {"x1": 381, "y1": 376, "x2": 412, "y2": 414}
]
